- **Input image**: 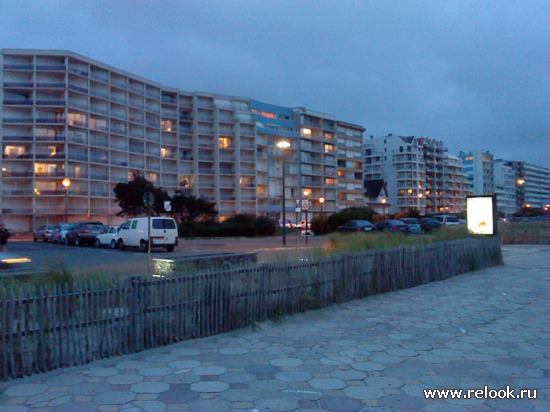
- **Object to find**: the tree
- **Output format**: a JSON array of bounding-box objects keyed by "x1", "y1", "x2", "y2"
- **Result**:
[
  {"x1": 170, "y1": 192, "x2": 217, "y2": 224},
  {"x1": 113, "y1": 171, "x2": 170, "y2": 217}
]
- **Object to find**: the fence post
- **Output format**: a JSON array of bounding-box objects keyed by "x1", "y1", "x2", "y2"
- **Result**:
[{"x1": 129, "y1": 277, "x2": 143, "y2": 353}]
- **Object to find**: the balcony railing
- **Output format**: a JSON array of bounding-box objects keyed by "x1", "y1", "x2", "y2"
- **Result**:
[
  {"x1": 36, "y1": 64, "x2": 66, "y2": 71},
  {"x1": 35, "y1": 82, "x2": 66, "y2": 89},
  {"x1": 3, "y1": 98, "x2": 34, "y2": 106}
]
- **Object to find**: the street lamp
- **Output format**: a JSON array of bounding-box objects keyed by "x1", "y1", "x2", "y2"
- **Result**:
[
  {"x1": 277, "y1": 140, "x2": 290, "y2": 246},
  {"x1": 381, "y1": 197, "x2": 387, "y2": 220},
  {"x1": 319, "y1": 197, "x2": 325, "y2": 218},
  {"x1": 61, "y1": 178, "x2": 71, "y2": 222},
  {"x1": 303, "y1": 188, "x2": 311, "y2": 246}
]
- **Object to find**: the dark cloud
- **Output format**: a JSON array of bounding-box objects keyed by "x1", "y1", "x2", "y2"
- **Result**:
[{"x1": 1, "y1": 0, "x2": 548, "y2": 167}]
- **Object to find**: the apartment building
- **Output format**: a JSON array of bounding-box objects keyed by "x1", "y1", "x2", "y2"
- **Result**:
[
  {"x1": 1, "y1": 49, "x2": 365, "y2": 231},
  {"x1": 507, "y1": 161, "x2": 550, "y2": 210},
  {"x1": 364, "y1": 135, "x2": 467, "y2": 215},
  {"x1": 251, "y1": 101, "x2": 364, "y2": 222},
  {"x1": 336, "y1": 121, "x2": 365, "y2": 210},
  {"x1": 458, "y1": 150, "x2": 495, "y2": 196},
  {"x1": 493, "y1": 159, "x2": 517, "y2": 216}
]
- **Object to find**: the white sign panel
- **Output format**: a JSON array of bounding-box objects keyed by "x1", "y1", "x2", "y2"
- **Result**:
[
  {"x1": 301, "y1": 199, "x2": 310, "y2": 210},
  {"x1": 467, "y1": 196, "x2": 494, "y2": 235}
]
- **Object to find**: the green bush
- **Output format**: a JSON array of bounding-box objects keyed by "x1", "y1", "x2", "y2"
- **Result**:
[
  {"x1": 178, "y1": 221, "x2": 219, "y2": 238},
  {"x1": 219, "y1": 214, "x2": 256, "y2": 237},
  {"x1": 255, "y1": 216, "x2": 276, "y2": 236},
  {"x1": 311, "y1": 216, "x2": 329, "y2": 235}
]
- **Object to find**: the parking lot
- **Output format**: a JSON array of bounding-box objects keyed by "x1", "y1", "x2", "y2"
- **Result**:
[{"x1": 6, "y1": 234, "x2": 329, "y2": 276}]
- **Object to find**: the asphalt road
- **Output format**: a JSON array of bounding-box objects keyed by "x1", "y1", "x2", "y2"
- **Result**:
[{"x1": 5, "y1": 234, "x2": 329, "y2": 276}]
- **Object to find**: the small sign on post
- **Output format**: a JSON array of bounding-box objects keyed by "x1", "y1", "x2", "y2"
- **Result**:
[
  {"x1": 301, "y1": 199, "x2": 310, "y2": 211},
  {"x1": 142, "y1": 191, "x2": 154, "y2": 276}
]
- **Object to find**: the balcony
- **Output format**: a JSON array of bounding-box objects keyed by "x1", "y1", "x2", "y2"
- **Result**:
[
  {"x1": 3, "y1": 63, "x2": 34, "y2": 71},
  {"x1": 36, "y1": 64, "x2": 66, "y2": 72},
  {"x1": 36, "y1": 117, "x2": 66, "y2": 124},
  {"x1": 3, "y1": 117, "x2": 34, "y2": 124},
  {"x1": 37, "y1": 98, "x2": 67, "y2": 107},
  {"x1": 68, "y1": 83, "x2": 88, "y2": 94},
  {"x1": 35, "y1": 82, "x2": 66, "y2": 89}
]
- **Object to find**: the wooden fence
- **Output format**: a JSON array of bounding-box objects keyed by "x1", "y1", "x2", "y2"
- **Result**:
[{"x1": 0, "y1": 236, "x2": 502, "y2": 380}]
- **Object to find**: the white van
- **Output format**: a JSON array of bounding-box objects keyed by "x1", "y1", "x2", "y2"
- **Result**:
[{"x1": 118, "y1": 217, "x2": 178, "y2": 252}]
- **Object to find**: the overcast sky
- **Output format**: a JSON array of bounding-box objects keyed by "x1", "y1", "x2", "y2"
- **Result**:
[{"x1": 1, "y1": 0, "x2": 548, "y2": 167}]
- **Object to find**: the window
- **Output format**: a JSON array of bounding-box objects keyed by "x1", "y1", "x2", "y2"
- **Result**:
[
  {"x1": 68, "y1": 112, "x2": 87, "y2": 127},
  {"x1": 131, "y1": 220, "x2": 138, "y2": 229},
  {"x1": 161, "y1": 120, "x2": 173, "y2": 131},
  {"x1": 152, "y1": 218, "x2": 176, "y2": 229},
  {"x1": 219, "y1": 137, "x2": 232, "y2": 148}
]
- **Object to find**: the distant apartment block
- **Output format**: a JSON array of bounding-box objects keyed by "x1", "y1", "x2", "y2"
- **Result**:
[
  {"x1": 364, "y1": 135, "x2": 467, "y2": 215},
  {"x1": 507, "y1": 161, "x2": 550, "y2": 210},
  {"x1": 493, "y1": 159, "x2": 516, "y2": 216},
  {"x1": 1, "y1": 49, "x2": 364, "y2": 231},
  {"x1": 458, "y1": 150, "x2": 495, "y2": 196}
]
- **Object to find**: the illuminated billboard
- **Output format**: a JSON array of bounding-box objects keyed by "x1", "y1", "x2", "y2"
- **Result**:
[{"x1": 467, "y1": 195, "x2": 497, "y2": 236}]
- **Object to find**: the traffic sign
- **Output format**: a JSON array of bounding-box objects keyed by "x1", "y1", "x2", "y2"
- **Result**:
[{"x1": 301, "y1": 199, "x2": 310, "y2": 210}]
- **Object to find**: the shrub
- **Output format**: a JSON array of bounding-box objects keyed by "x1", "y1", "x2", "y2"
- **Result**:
[
  {"x1": 219, "y1": 214, "x2": 256, "y2": 237},
  {"x1": 178, "y1": 221, "x2": 219, "y2": 238},
  {"x1": 255, "y1": 216, "x2": 276, "y2": 236},
  {"x1": 311, "y1": 216, "x2": 329, "y2": 235}
]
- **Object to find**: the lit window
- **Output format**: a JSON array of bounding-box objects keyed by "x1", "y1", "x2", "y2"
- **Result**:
[
  {"x1": 68, "y1": 112, "x2": 87, "y2": 127},
  {"x1": 407, "y1": 189, "x2": 413, "y2": 194},
  {"x1": 161, "y1": 148, "x2": 167, "y2": 158},
  {"x1": 302, "y1": 128, "x2": 312, "y2": 136},
  {"x1": 324, "y1": 144, "x2": 334, "y2": 153},
  {"x1": 161, "y1": 120, "x2": 173, "y2": 132},
  {"x1": 219, "y1": 137, "x2": 232, "y2": 148},
  {"x1": 261, "y1": 111, "x2": 276, "y2": 119},
  {"x1": 4, "y1": 145, "x2": 26, "y2": 157}
]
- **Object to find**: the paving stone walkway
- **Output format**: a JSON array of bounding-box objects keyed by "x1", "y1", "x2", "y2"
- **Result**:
[{"x1": 1, "y1": 245, "x2": 549, "y2": 411}]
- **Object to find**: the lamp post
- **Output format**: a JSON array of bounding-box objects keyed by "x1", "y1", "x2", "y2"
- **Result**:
[
  {"x1": 61, "y1": 178, "x2": 71, "y2": 222},
  {"x1": 277, "y1": 140, "x2": 290, "y2": 246},
  {"x1": 381, "y1": 197, "x2": 387, "y2": 220},
  {"x1": 303, "y1": 188, "x2": 311, "y2": 246},
  {"x1": 319, "y1": 197, "x2": 325, "y2": 218}
]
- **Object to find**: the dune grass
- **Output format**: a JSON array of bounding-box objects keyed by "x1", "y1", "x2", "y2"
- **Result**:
[{"x1": 328, "y1": 226, "x2": 470, "y2": 253}]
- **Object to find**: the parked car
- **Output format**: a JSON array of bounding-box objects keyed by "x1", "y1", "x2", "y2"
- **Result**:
[
  {"x1": 399, "y1": 218, "x2": 422, "y2": 234},
  {"x1": 52, "y1": 223, "x2": 76, "y2": 244},
  {"x1": 94, "y1": 226, "x2": 122, "y2": 249},
  {"x1": 419, "y1": 217, "x2": 441, "y2": 232},
  {"x1": 433, "y1": 214, "x2": 460, "y2": 226},
  {"x1": 376, "y1": 219, "x2": 409, "y2": 233},
  {"x1": 118, "y1": 217, "x2": 178, "y2": 252},
  {"x1": 296, "y1": 220, "x2": 311, "y2": 229},
  {"x1": 33, "y1": 224, "x2": 55, "y2": 242},
  {"x1": 278, "y1": 219, "x2": 296, "y2": 229},
  {"x1": 65, "y1": 221, "x2": 107, "y2": 246},
  {"x1": 337, "y1": 220, "x2": 375, "y2": 233}
]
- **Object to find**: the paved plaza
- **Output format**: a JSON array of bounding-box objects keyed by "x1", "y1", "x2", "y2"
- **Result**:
[{"x1": 1, "y1": 245, "x2": 549, "y2": 411}]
